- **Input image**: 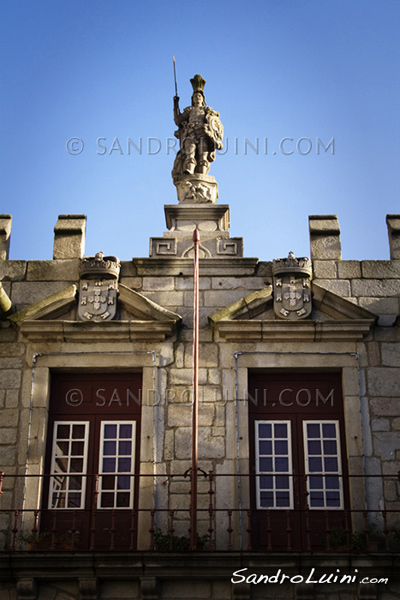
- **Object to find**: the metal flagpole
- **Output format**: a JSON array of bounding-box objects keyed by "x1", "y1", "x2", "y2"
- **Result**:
[{"x1": 190, "y1": 228, "x2": 200, "y2": 550}]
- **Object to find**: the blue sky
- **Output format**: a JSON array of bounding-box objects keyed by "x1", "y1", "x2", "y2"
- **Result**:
[{"x1": 1, "y1": 0, "x2": 399, "y2": 262}]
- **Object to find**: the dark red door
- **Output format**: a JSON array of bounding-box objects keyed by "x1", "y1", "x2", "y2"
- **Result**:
[
  {"x1": 248, "y1": 371, "x2": 349, "y2": 552},
  {"x1": 42, "y1": 372, "x2": 142, "y2": 551}
]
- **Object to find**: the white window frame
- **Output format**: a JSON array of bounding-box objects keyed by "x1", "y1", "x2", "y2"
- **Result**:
[
  {"x1": 98, "y1": 420, "x2": 136, "y2": 510},
  {"x1": 303, "y1": 420, "x2": 344, "y2": 511},
  {"x1": 255, "y1": 420, "x2": 293, "y2": 510},
  {"x1": 48, "y1": 421, "x2": 90, "y2": 510}
]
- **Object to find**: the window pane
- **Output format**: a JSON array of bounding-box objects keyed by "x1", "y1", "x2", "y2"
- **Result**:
[
  {"x1": 68, "y1": 492, "x2": 82, "y2": 508},
  {"x1": 308, "y1": 440, "x2": 321, "y2": 455},
  {"x1": 326, "y1": 475, "x2": 340, "y2": 489},
  {"x1": 274, "y1": 440, "x2": 288, "y2": 455},
  {"x1": 307, "y1": 423, "x2": 320, "y2": 438},
  {"x1": 260, "y1": 491, "x2": 274, "y2": 507},
  {"x1": 119, "y1": 424, "x2": 132, "y2": 438},
  {"x1": 103, "y1": 458, "x2": 116, "y2": 472},
  {"x1": 275, "y1": 475, "x2": 289, "y2": 489},
  {"x1": 118, "y1": 458, "x2": 131, "y2": 472},
  {"x1": 55, "y1": 458, "x2": 68, "y2": 473},
  {"x1": 70, "y1": 458, "x2": 83, "y2": 473},
  {"x1": 275, "y1": 457, "x2": 289, "y2": 472},
  {"x1": 100, "y1": 492, "x2": 114, "y2": 508},
  {"x1": 323, "y1": 440, "x2": 337, "y2": 454},
  {"x1": 308, "y1": 457, "x2": 322, "y2": 472},
  {"x1": 322, "y1": 423, "x2": 336, "y2": 438},
  {"x1": 276, "y1": 492, "x2": 290, "y2": 507},
  {"x1": 104, "y1": 424, "x2": 117, "y2": 439},
  {"x1": 102, "y1": 475, "x2": 115, "y2": 490},
  {"x1": 326, "y1": 492, "x2": 341, "y2": 507},
  {"x1": 309, "y1": 492, "x2": 324, "y2": 507},
  {"x1": 309, "y1": 475, "x2": 323, "y2": 489},
  {"x1": 259, "y1": 475, "x2": 273, "y2": 489},
  {"x1": 259, "y1": 457, "x2": 273, "y2": 472},
  {"x1": 56, "y1": 441, "x2": 69, "y2": 456},
  {"x1": 117, "y1": 476, "x2": 131, "y2": 490},
  {"x1": 258, "y1": 423, "x2": 272, "y2": 438},
  {"x1": 274, "y1": 424, "x2": 287, "y2": 437},
  {"x1": 116, "y1": 492, "x2": 130, "y2": 507},
  {"x1": 324, "y1": 457, "x2": 338, "y2": 472},
  {"x1": 104, "y1": 441, "x2": 116, "y2": 455},
  {"x1": 71, "y1": 441, "x2": 84, "y2": 455},
  {"x1": 57, "y1": 424, "x2": 70, "y2": 439},
  {"x1": 259, "y1": 440, "x2": 272, "y2": 455},
  {"x1": 119, "y1": 441, "x2": 132, "y2": 455},
  {"x1": 72, "y1": 424, "x2": 85, "y2": 439}
]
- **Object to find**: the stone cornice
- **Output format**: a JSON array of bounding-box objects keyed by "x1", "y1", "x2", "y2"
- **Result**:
[
  {"x1": 213, "y1": 319, "x2": 375, "y2": 341},
  {"x1": 19, "y1": 320, "x2": 178, "y2": 342},
  {"x1": 164, "y1": 204, "x2": 230, "y2": 231},
  {"x1": 133, "y1": 257, "x2": 259, "y2": 276}
]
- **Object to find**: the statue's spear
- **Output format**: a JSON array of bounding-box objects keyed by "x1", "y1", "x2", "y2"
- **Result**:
[{"x1": 173, "y1": 55, "x2": 178, "y2": 97}]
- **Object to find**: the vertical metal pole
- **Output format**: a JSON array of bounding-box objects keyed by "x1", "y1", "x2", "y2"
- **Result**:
[{"x1": 190, "y1": 228, "x2": 200, "y2": 550}]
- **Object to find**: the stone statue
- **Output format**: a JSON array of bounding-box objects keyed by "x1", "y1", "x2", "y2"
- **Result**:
[{"x1": 172, "y1": 74, "x2": 223, "y2": 179}]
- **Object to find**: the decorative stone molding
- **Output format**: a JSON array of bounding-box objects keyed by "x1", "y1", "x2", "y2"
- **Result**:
[
  {"x1": 135, "y1": 257, "x2": 259, "y2": 276},
  {"x1": 140, "y1": 577, "x2": 160, "y2": 599},
  {"x1": 16, "y1": 578, "x2": 37, "y2": 600},
  {"x1": 79, "y1": 578, "x2": 98, "y2": 600},
  {"x1": 19, "y1": 320, "x2": 179, "y2": 342},
  {"x1": 0, "y1": 214, "x2": 12, "y2": 260},
  {"x1": 209, "y1": 283, "x2": 376, "y2": 341},
  {"x1": 309, "y1": 214, "x2": 341, "y2": 260},
  {"x1": 53, "y1": 214, "x2": 87, "y2": 259},
  {"x1": 272, "y1": 252, "x2": 312, "y2": 320},
  {"x1": 8, "y1": 285, "x2": 77, "y2": 323},
  {"x1": 174, "y1": 174, "x2": 218, "y2": 204},
  {"x1": 164, "y1": 204, "x2": 230, "y2": 232},
  {"x1": 78, "y1": 252, "x2": 121, "y2": 322},
  {"x1": 80, "y1": 251, "x2": 121, "y2": 280}
]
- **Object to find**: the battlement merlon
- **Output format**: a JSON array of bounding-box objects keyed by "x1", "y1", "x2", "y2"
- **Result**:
[
  {"x1": 387, "y1": 214, "x2": 400, "y2": 260},
  {"x1": 53, "y1": 214, "x2": 87, "y2": 259}
]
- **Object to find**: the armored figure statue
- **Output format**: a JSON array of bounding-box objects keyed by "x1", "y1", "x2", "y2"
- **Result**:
[{"x1": 172, "y1": 74, "x2": 224, "y2": 178}]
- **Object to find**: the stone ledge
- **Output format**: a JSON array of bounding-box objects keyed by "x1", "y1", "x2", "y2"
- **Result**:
[
  {"x1": 214, "y1": 319, "x2": 374, "y2": 342},
  {"x1": 133, "y1": 258, "x2": 259, "y2": 277},
  {"x1": 19, "y1": 320, "x2": 179, "y2": 342}
]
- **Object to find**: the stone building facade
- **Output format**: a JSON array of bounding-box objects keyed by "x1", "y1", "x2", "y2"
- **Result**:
[{"x1": 0, "y1": 78, "x2": 399, "y2": 600}]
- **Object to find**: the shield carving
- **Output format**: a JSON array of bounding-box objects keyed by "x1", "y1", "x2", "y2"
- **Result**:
[
  {"x1": 272, "y1": 252, "x2": 312, "y2": 320},
  {"x1": 274, "y1": 276, "x2": 311, "y2": 320},
  {"x1": 78, "y1": 279, "x2": 118, "y2": 322}
]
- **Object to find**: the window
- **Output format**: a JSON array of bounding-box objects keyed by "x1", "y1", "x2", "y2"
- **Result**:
[
  {"x1": 249, "y1": 371, "x2": 349, "y2": 551},
  {"x1": 303, "y1": 420, "x2": 343, "y2": 510},
  {"x1": 43, "y1": 372, "x2": 142, "y2": 550},
  {"x1": 255, "y1": 421, "x2": 293, "y2": 509},
  {"x1": 98, "y1": 421, "x2": 136, "y2": 509},
  {"x1": 49, "y1": 421, "x2": 89, "y2": 509}
]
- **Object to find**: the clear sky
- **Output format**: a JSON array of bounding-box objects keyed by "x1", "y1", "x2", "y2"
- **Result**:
[{"x1": 1, "y1": 0, "x2": 399, "y2": 262}]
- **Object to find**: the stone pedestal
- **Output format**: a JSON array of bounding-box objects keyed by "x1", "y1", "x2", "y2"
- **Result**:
[{"x1": 173, "y1": 174, "x2": 218, "y2": 204}]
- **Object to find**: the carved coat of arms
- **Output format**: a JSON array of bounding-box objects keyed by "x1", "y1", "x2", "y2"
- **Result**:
[
  {"x1": 272, "y1": 252, "x2": 312, "y2": 320},
  {"x1": 78, "y1": 252, "x2": 120, "y2": 322},
  {"x1": 78, "y1": 279, "x2": 118, "y2": 322}
]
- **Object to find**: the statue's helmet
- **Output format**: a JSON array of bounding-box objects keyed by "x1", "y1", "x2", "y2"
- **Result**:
[{"x1": 190, "y1": 74, "x2": 206, "y2": 102}]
